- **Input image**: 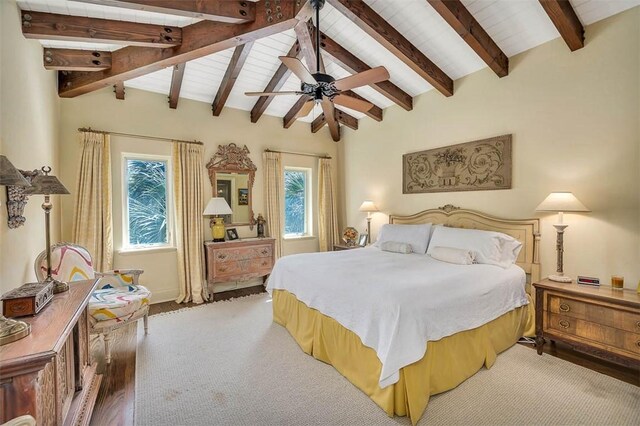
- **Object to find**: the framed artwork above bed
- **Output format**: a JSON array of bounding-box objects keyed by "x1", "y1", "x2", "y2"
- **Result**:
[{"x1": 403, "y1": 134, "x2": 512, "y2": 194}]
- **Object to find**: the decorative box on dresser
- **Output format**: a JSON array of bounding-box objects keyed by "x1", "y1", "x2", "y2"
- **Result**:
[
  {"x1": 0, "y1": 279, "x2": 102, "y2": 425},
  {"x1": 534, "y1": 279, "x2": 640, "y2": 368},
  {"x1": 204, "y1": 238, "x2": 275, "y2": 290}
]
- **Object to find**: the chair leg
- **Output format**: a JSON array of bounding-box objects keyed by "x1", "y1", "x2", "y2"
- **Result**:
[
  {"x1": 143, "y1": 312, "x2": 149, "y2": 335},
  {"x1": 103, "y1": 332, "x2": 112, "y2": 365}
]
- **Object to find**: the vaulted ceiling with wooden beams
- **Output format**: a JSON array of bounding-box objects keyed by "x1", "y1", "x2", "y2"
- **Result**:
[{"x1": 17, "y1": 0, "x2": 640, "y2": 141}]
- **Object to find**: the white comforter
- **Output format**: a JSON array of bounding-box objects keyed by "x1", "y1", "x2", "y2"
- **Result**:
[{"x1": 266, "y1": 247, "x2": 528, "y2": 388}]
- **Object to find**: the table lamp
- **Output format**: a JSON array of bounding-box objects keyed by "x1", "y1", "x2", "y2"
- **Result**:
[
  {"x1": 0, "y1": 155, "x2": 31, "y2": 345},
  {"x1": 24, "y1": 166, "x2": 70, "y2": 293},
  {"x1": 359, "y1": 200, "x2": 379, "y2": 245},
  {"x1": 203, "y1": 197, "x2": 232, "y2": 242},
  {"x1": 536, "y1": 192, "x2": 589, "y2": 283}
]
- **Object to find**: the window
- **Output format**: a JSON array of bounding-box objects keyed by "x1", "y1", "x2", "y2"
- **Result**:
[
  {"x1": 122, "y1": 154, "x2": 172, "y2": 250},
  {"x1": 284, "y1": 167, "x2": 312, "y2": 237}
]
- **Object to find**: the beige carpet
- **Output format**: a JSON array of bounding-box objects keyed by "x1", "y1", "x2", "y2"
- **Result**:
[{"x1": 135, "y1": 293, "x2": 639, "y2": 425}]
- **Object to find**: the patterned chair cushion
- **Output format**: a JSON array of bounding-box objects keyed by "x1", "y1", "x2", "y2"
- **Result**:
[
  {"x1": 89, "y1": 285, "x2": 151, "y2": 323},
  {"x1": 35, "y1": 244, "x2": 95, "y2": 282}
]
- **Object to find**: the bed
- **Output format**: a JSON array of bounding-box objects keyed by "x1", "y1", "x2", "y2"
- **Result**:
[{"x1": 267, "y1": 205, "x2": 541, "y2": 425}]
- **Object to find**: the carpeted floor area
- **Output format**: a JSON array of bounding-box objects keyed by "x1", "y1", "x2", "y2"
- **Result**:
[{"x1": 135, "y1": 293, "x2": 640, "y2": 425}]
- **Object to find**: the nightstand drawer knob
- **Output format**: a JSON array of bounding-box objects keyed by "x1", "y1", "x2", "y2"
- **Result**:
[
  {"x1": 559, "y1": 303, "x2": 570, "y2": 312},
  {"x1": 559, "y1": 320, "x2": 570, "y2": 329}
]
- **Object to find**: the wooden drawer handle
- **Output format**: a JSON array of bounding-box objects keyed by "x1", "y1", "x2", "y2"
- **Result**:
[
  {"x1": 559, "y1": 303, "x2": 570, "y2": 312},
  {"x1": 559, "y1": 320, "x2": 570, "y2": 329}
]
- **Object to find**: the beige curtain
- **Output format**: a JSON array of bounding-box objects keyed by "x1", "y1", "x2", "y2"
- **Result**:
[
  {"x1": 263, "y1": 151, "x2": 283, "y2": 258},
  {"x1": 72, "y1": 131, "x2": 113, "y2": 272},
  {"x1": 318, "y1": 158, "x2": 340, "y2": 251},
  {"x1": 173, "y1": 142, "x2": 207, "y2": 304}
]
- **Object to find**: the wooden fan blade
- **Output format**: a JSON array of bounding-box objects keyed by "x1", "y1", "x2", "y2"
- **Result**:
[
  {"x1": 296, "y1": 99, "x2": 315, "y2": 118},
  {"x1": 333, "y1": 66, "x2": 390, "y2": 91},
  {"x1": 332, "y1": 94, "x2": 374, "y2": 113},
  {"x1": 321, "y1": 98, "x2": 340, "y2": 142},
  {"x1": 279, "y1": 56, "x2": 317, "y2": 84},
  {"x1": 245, "y1": 91, "x2": 302, "y2": 96}
]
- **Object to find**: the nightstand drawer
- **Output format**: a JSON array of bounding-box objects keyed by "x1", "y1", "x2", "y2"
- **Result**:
[
  {"x1": 214, "y1": 245, "x2": 273, "y2": 262},
  {"x1": 547, "y1": 313, "x2": 640, "y2": 356},
  {"x1": 548, "y1": 295, "x2": 640, "y2": 333}
]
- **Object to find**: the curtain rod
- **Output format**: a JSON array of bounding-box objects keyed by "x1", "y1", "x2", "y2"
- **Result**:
[
  {"x1": 77, "y1": 127, "x2": 203, "y2": 146},
  {"x1": 265, "y1": 148, "x2": 331, "y2": 159}
]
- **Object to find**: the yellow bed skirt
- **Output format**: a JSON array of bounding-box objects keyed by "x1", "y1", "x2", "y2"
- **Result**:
[{"x1": 272, "y1": 290, "x2": 534, "y2": 425}]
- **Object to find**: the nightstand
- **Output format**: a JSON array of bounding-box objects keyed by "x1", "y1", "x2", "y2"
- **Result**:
[
  {"x1": 333, "y1": 244, "x2": 362, "y2": 251},
  {"x1": 533, "y1": 279, "x2": 640, "y2": 368}
]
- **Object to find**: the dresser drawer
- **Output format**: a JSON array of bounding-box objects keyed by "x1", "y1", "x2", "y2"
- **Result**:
[
  {"x1": 215, "y1": 258, "x2": 271, "y2": 279},
  {"x1": 548, "y1": 295, "x2": 640, "y2": 333},
  {"x1": 213, "y1": 245, "x2": 273, "y2": 263},
  {"x1": 547, "y1": 313, "x2": 640, "y2": 357}
]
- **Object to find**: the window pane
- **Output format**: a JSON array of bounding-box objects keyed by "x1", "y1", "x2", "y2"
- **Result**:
[
  {"x1": 127, "y1": 159, "x2": 168, "y2": 246},
  {"x1": 284, "y1": 170, "x2": 307, "y2": 235}
]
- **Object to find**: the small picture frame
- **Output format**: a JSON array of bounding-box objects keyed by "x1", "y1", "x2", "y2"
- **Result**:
[
  {"x1": 226, "y1": 228, "x2": 239, "y2": 241},
  {"x1": 358, "y1": 233, "x2": 368, "y2": 247},
  {"x1": 238, "y1": 188, "x2": 249, "y2": 205}
]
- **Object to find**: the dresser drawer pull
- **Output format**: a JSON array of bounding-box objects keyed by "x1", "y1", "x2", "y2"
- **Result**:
[
  {"x1": 260, "y1": 248, "x2": 269, "y2": 255},
  {"x1": 636, "y1": 340, "x2": 640, "y2": 348},
  {"x1": 636, "y1": 321, "x2": 640, "y2": 329},
  {"x1": 218, "y1": 266, "x2": 227, "y2": 272},
  {"x1": 217, "y1": 253, "x2": 228, "y2": 260},
  {"x1": 559, "y1": 303, "x2": 570, "y2": 312},
  {"x1": 559, "y1": 320, "x2": 570, "y2": 329}
]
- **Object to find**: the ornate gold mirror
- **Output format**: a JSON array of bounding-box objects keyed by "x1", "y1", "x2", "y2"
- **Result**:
[{"x1": 206, "y1": 143, "x2": 256, "y2": 229}]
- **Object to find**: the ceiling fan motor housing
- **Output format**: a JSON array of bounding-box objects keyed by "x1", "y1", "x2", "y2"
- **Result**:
[
  {"x1": 301, "y1": 72, "x2": 339, "y2": 101},
  {"x1": 310, "y1": 0, "x2": 326, "y2": 10}
]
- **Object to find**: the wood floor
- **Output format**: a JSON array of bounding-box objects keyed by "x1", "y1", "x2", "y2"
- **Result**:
[{"x1": 89, "y1": 286, "x2": 639, "y2": 426}]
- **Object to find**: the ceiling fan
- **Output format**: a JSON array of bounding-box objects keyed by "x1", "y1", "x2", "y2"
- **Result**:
[{"x1": 245, "y1": 0, "x2": 389, "y2": 140}]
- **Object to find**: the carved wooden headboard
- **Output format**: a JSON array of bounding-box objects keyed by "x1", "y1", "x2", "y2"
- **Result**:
[{"x1": 389, "y1": 204, "x2": 541, "y2": 284}]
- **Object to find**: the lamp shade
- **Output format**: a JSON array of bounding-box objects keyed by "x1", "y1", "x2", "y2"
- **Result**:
[
  {"x1": 359, "y1": 200, "x2": 379, "y2": 213},
  {"x1": 24, "y1": 167, "x2": 69, "y2": 195},
  {"x1": 536, "y1": 192, "x2": 589, "y2": 212},
  {"x1": 0, "y1": 155, "x2": 30, "y2": 187},
  {"x1": 203, "y1": 197, "x2": 232, "y2": 215}
]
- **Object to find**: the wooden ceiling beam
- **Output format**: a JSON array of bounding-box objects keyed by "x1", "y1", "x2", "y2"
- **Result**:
[
  {"x1": 212, "y1": 42, "x2": 254, "y2": 116},
  {"x1": 311, "y1": 109, "x2": 358, "y2": 133},
  {"x1": 21, "y1": 10, "x2": 181, "y2": 48},
  {"x1": 427, "y1": 0, "x2": 508, "y2": 77},
  {"x1": 76, "y1": 0, "x2": 256, "y2": 24},
  {"x1": 327, "y1": 0, "x2": 453, "y2": 97},
  {"x1": 114, "y1": 81, "x2": 125, "y2": 99},
  {"x1": 57, "y1": 1, "x2": 313, "y2": 98},
  {"x1": 43, "y1": 48, "x2": 111, "y2": 71},
  {"x1": 539, "y1": 0, "x2": 584, "y2": 51},
  {"x1": 168, "y1": 63, "x2": 186, "y2": 109},
  {"x1": 283, "y1": 97, "x2": 311, "y2": 129},
  {"x1": 250, "y1": 40, "x2": 302, "y2": 123},
  {"x1": 319, "y1": 30, "x2": 412, "y2": 111}
]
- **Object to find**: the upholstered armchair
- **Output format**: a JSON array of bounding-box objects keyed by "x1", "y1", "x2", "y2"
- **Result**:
[{"x1": 35, "y1": 243, "x2": 151, "y2": 364}]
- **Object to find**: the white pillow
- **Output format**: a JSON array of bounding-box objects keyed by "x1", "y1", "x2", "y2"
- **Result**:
[
  {"x1": 429, "y1": 246, "x2": 475, "y2": 265},
  {"x1": 374, "y1": 223, "x2": 432, "y2": 254},
  {"x1": 380, "y1": 241, "x2": 413, "y2": 254},
  {"x1": 426, "y1": 226, "x2": 522, "y2": 268}
]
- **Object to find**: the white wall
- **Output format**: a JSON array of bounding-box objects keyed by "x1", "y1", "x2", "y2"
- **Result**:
[
  {"x1": 58, "y1": 88, "x2": 341, "y2": 301},
  {"x1": 341, "y1": 7, "x2": 640, "y2": 288},
  {"x1": 0, "y1": 0, "x2": 60, "y2": 295}
]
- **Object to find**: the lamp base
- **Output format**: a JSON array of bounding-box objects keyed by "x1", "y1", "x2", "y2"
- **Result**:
[
  {"x1": 0, "y1": 315, "x2": 31, "y2": 346},
  {"x1": 44, "y1": 276, "x2": 69, "y2": 294},
  {"x1": 548, "y1": 274, "x2": 572, "y2": 283}
]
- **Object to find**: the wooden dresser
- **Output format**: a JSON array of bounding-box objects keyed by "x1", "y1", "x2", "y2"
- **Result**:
[
  {"x1": 204, "y1": 238, "x2": 275, "y2": 287},
  {"x1": 534, "y1": 279, "x2": 640, "y2": 368},
  {"x1": 0, "y1": 279, "x2": 101, "y2": 425}
]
